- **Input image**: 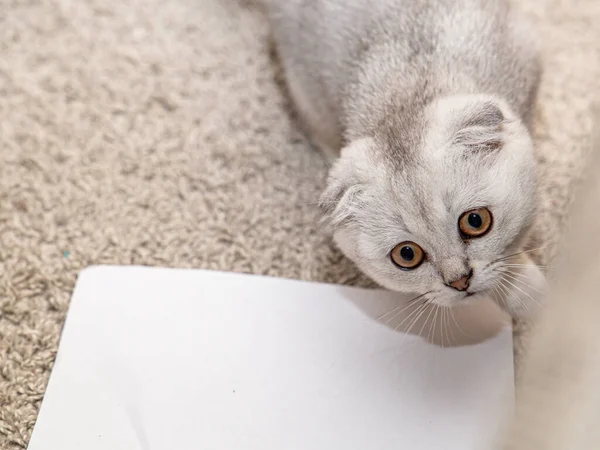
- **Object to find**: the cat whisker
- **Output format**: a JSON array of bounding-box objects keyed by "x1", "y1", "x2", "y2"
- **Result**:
[
  {"x1": 377, "y1": 291, "x2": 430, "y2": 322},
  {"x1": 497, "y1": 270, "x2": 543, "y2": 295},
  {"x1": 482, "y1": 260, "x2": 503, "y2": 272},
  {"x1": 444, "y1": 306, "x2": 458, "y2": 347},
  {"x1": 433, "y1": 305, "x2": 448, "y2": 347},
  {"x1": 512, "y1": 292, "x2": 531, "y2": 314},
  {"x1": 502, "y1": 264, "x2": 552, "y2": 274},
  {"x1": 401, "y1": 303, "x2": 430, "y2": 335},
  {"x1": 502, "y1": 263, "x2": 550, "y2": 269},
  {"x1": 441, "y1": 307, "x2": 448, "y2": 348},
  {"x1": 381, "y1": 299, "x2": 424, "y2": 326},
  {"x1": 436, "y1": 306, "x2": 444, "y2": 345},
  {"x1": 418, "y1": 301, "x2": 438, "y2": 340},
  {"x1": 493, "y1": 281, "x2": 525, "y2": 319},
  {"x1": 490, "y1": 283, "x2": 508, "y2": 312},
  {"x1": 449, "y1": 306, "x2": 470, "y2": 338},
  {"x1": 427, "y1": 305, "x2": 436, "y2": 344},
  {"x1": 499, "y1": 277, "x2": 537, "y2": 311},
  {"x1": 439, "y1": 307, "x2": 445, "y2": 348},
  {"x1": 496, "y1": 268, "x2": 544, "y2": 301},
  {"x1": 494, "y1": 280, "x2": 515, "y2": 312},
  {"x1": 392, "y1": 296, "x2": 431, "y2": 332},
  {"x1": 428, "y1": 304, "x2": 441, "y2": 345},
  {"x1": 495, "y1": 281, "x2": 510, "y2": 311},
  {"x1": 498, "y1": 268, "x2": 545, "y2": 291},
  {"x1": 396, "y1": 299, "x2": 434, "y2": 348},
  {"x1": 496, "y1": 287, "x2": 510, "y2": 313},
  {"x1": 491, "y1": 244, "x2": 554, "y2": 264}
]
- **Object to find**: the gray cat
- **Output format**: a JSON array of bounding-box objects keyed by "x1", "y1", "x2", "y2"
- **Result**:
[{"x1": 261, "y1": 0, "x2": 545, "y2": 318}]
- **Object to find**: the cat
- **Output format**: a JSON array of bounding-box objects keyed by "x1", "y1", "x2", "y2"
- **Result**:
[{"x1": 260, "y1": 0, "x2": 546, "y2": 318}]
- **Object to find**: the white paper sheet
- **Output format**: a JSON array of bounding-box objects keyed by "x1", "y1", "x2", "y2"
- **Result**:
[{"x1": 28, "y1": 266, "x2": 514, "y2": 450}]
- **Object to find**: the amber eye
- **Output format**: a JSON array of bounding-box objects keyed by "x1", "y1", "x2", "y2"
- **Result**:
[
  {"x1": 459, "y1": 208, "x2": 493, "y2": 238},
  {"x1": 390, "y1": 241, "x2": 425, "y2": 270}
]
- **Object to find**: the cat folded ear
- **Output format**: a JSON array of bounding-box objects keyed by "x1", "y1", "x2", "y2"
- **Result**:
[
  {"x1": 451, "y1": 100, "x2": 505, "y2": 151},
  {"x1": 319, "y1": 176, "x2": 363, "y2": 228},
  {"x1": 318, "y1": 138, "x2": 373, "y2": 228}
]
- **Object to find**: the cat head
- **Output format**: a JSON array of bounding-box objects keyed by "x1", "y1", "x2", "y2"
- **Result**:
[{"x1": 320, "y1": 94, "x2": 540, "y2": 309}]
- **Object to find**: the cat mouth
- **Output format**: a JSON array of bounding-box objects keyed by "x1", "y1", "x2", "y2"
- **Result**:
[
  {"x1": 464, "y1": 289, "x2": 486, "y2": 299},
  {"x1": 449, "y1": 289, "x2": 485, "y2": 303},
  {"x1": 463, "y1": 288, "x2": 492, "y2": 300}
]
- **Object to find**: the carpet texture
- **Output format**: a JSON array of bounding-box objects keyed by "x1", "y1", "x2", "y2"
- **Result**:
[{"x1": 0, "y1": 0, "x2": 598, "y2": 447}]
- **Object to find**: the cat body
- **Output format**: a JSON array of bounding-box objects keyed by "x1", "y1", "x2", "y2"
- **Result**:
[{"x1": 263, "y1": 0, "x2": 545, "y2": 316}]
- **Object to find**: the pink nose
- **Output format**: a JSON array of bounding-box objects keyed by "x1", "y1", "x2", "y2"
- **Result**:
[{"x1": 447, "y1": 270, "x2": 472, "y2": 291}]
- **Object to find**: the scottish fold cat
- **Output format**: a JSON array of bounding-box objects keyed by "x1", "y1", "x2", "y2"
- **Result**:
[{"x1": 261, "y1": 0, "x2": 545, "y2": 318}]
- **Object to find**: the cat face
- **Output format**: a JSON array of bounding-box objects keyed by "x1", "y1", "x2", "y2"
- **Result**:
[{"x1": 320, "y1": 95, "x2": 541, "y2": 309}]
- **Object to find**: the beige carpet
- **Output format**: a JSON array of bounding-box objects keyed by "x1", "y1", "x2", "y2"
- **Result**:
[{"x1": 0, "y1": 0, "x2": 598, "y2": 448}]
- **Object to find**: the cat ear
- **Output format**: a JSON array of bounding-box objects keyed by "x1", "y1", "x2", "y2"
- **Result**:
[
  {"x1": 319, "y1": 177, "x2": 363, "y2": 227},
  {"x1": 452, "y1": 101, "x2": 505, "y2": 151},
  {"x1": 319, "y1": 138, "x2": 373, "y2": 227}
]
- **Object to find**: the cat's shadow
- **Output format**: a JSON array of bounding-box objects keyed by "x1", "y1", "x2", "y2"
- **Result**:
[
  {"x1": 341, "y1": 287, "x2": 510, "y2": 348},
  {"x1": 310, "y1": 239, "x2": 509, "y2": 348}
]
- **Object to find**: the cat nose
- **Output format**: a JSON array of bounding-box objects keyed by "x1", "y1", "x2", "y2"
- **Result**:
[{"x1": 446, "y1": 269, "x2": 473, "y2": 291}]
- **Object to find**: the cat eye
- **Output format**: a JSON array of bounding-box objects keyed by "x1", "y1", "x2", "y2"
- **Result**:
[
  {"x1": 458, "y1": 208, "x2": 493, "y2": 238},
  {"x1": 390, "y1": 241, "x2": 425, "y2": 270}
]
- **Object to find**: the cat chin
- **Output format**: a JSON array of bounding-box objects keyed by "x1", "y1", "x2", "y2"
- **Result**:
[{"x1": 426, "y1": 291, "x2": 484, "y2": 308}]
